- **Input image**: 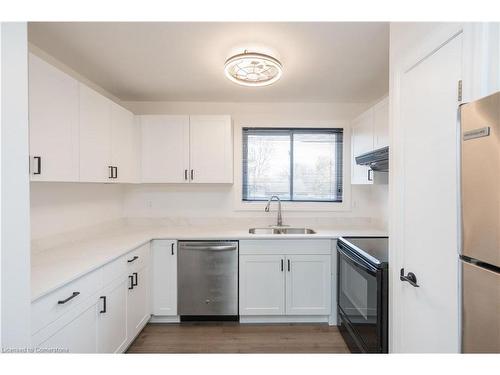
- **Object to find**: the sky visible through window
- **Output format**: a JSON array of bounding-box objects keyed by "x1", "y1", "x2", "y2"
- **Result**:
[{"x1": 242, "y1": 128, "x2": 343, "y2": 202}]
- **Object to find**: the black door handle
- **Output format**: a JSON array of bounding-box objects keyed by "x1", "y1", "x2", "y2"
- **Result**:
[
  {"x1": 171, "y1": 243, "x2": 174, "y2": 255},
  {"x1": 281, "y1": 259, "x2": 284, "y2": 272},
  {"x1": 400, "y1": 268, "x2": 419, "y2": 287},
  {"x1": 132, "y1": 272, "x2": 138, "y2": 287},
  {"x1": 33, "y1": 156, "x2": 42, "y2": 175},
  {"x1": 99, "y1": 296, "x2": 107, "y2": 313},
  {"x1": 108, "y1": 166, "x2": 114, "y2": 179},
  {"x1": 127, "y1": 256, "x2": 138, "y2": 263},
  {"x1": 287, "y1": 259, "x2": 291, "y2": 272},
  {"x1": 128, "y1": 275, "x2": 134, "y2": 290},
  {"x1": 57, "y1": 291, "x2": 80, "y2": 304},
  {"x1": 190, "y1": 169, "x2": 194, "y2": 181},
  {"x1": 113, "y1": 166, "x2": 118, "y2": 179},
  {"x1": 184, "y1": 169, "x2": 188, "y2": 181}
]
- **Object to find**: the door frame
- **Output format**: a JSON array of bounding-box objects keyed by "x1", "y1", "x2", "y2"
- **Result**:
[{"x1": 389, "y1": 22, "x2": 465, "y2": 353}]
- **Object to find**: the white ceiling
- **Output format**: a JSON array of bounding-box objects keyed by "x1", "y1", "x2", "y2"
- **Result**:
[{"x1": 28, "y1": 22, "x2": 389, "y2": 103}]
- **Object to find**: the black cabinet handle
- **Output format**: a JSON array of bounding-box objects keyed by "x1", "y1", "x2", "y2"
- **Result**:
[
  {"x1": 281, "y1": 259, "x2": 284, "y2": 272},
  {"x1": 33, "y1": 156, "x2": 42, "y2": 175},
  {"x1": 108, "y1": 166, "x2": 114, "y2": 179},
  {"x1": 57, "y1": 291, "x2": 80, "y2": 304},
  {"x1": 287, "y1": 259, "x2": 291, "y2": 272},
  {"x1": 128, "y1": 275, "x2": 134, "y2": 290},
  {"x1": 184, "y1": 169, "x2": 188, "y2": 181},
  {"x1": 368, "y1": 169, "x2": 373, "y2": 181},
  {"x1": 171, "y1": 243, "x2": 174, "y2": 255},
  {"x1": 190, "y1": 169, "x2": 194, "y2": 181},
  {"x1": 99, "y1": 296, "x2": 107, "y2": 313},
  {"x1": 400, "y1": 268, "x2": 420, "y2": 287},
  {"x1": 113, "y1": 166, "x2": 118, "y2": 179},
  {"x1": 127, "y1": 256, "x2": 138, "y2": 263},
  {"x1": 132, "y1": 272, "x2": 138, "y2": 287}
]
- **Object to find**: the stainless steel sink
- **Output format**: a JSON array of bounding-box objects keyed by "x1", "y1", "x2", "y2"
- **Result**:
[{"x1": 249, "y1": 227, "x2": 316, "y2": 235}]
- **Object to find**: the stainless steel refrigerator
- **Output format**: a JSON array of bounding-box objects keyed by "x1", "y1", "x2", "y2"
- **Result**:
[{"x1": 460, "y1": 91, "x2": 500, "y2": 353}]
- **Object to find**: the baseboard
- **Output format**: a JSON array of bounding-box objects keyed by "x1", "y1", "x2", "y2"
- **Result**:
[
  {"x1": 239, "y1": 315, "x2": 330, "y2": 324},
  {"x1": 149, "y1": 315, "x2": 181, "y2": 323}
]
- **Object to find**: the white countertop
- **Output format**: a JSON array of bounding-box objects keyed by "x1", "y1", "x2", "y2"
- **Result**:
[{"x1": 31, "y1": 224, "x2": 387, "y2": 301}]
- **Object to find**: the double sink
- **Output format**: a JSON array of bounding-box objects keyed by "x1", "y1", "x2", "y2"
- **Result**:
[{"x1": 249, "y1": 227, "x2": 316, "y2": 235}]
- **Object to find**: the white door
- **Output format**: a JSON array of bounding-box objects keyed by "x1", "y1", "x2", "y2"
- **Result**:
[
  {"x1": 79, "y1": 84, "x2": 112, "y2": 182},
  {"x1": 40, "y1": 303, "x2": 98, "y2": 353},
  {"x1": 111, "y1": 103, "x2": 138, "y2": 183},
  {"x1": 351, "y1": 110, "x2": 374, "y2": 184},
  {"x1": 189, "y1": 115, "x2": 233, "y2": 183},
  {"x1": 285, "y1": 255, "x2": 331, "y2": 315},
  {"x1": 127, "y1": 265, "x2": 150, "y2": 340},
  {"x1": 140, "y1": 115, "x2": 190, "y2": 183},
  {"x1": 395, "y1": 32, "x2": 462, "y2": 352},
  {"x1": 152, "y1": 240, "x2": 177, "y2": 316},
  {"x1": 28, "y1": 53, "x2": 79, "y2": 181},
  {"x1": 373, "y1": 97, "x2": 389, "y2": 149},
  {"x1": 97, "y1": 278, "x2": 127, "y2": 353},
  {"x1": 239, "y1": 255, "x2": 285, "y2": 315}
]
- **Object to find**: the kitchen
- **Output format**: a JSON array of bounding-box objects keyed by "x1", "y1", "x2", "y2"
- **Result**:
[{"x1": 0, "y1": 8, "x2": 499, "y2": 373}]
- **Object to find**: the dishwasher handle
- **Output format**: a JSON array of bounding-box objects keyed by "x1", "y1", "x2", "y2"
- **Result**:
[{"x1": 181, "y1": 245, "x2": 238, "y2": 251}]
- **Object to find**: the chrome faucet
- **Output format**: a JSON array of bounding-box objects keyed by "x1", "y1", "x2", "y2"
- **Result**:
[{"x1": 265, "y1": 195, "x2": 284, "y2": 227}]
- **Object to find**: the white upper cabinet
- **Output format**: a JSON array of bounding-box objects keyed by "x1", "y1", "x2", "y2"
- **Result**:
[
  {"x1": 351, "y1": 96, "x2": 389, "y2": 185},
  {"x1": 189, "y1": 115, "x2": 233, "y2": 183},
  {"x1": 28, "y1": 53, "x2": 80, "y2": 181},
  {"x1": 79, "y1": 84, "x2": 113, "y2": 182},
  {"x1": 140, "y1": 115, "x2": 190, "y2": 183},
  {"x1": 140, "y1": 115, "x2": 233, "y2": 184},
  {"x1": 111, "y1": 103, "x2": 138, "y2": 183},
  {"x1": 373, "y1": 97, "x2": 389, "y2": 149}
]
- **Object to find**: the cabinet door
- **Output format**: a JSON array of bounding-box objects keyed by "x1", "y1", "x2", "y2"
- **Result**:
[
  {"x1": 373, "y1": 97, "x2": 389, "y2": 149},
  {"x1": 97, "y1": 278, "x2": 127, "y2": 353},
  {"x1": 40, "y1": 302, "x2": 98, "y2": 353},
  {"x1": 189, "y1": 115, "x2": 233, "y2": 183},
  {"x1": 28, "y1": 53, "x2": 79, "y2": 181},
  {"x1": 111, "y1": 103, "x2": 138, "y2": 183},
  {"x1": 79, "y1": 84, "x2": 112, "y2": 182},
  {"x1": 140, "y1": 115, "x2": 190, "y2": 183},
  {"x1": 239, "y1": 255, "x2": 285, "y2": 315},
  {"x1": 127, "y1": 265, "x2": 150, "y2": 340},
  {"x1": 285, "y1": 255, "x2": 331, "y2": 315},
  {"x1": 351, "y1": 109, "x2": 374, "y2": 185},
  {"x1": 152, "y1": 240, "x2": 177, "y2": 316}
]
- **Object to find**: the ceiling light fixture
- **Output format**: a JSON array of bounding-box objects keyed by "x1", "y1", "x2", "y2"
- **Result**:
[{"x1": 224, "y1": 50, "x2": 282, "y2": 87}]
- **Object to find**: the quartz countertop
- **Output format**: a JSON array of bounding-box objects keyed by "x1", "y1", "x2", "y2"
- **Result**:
[{"x1": 31, "y1": 223, "x2": 387, "y2": 301}]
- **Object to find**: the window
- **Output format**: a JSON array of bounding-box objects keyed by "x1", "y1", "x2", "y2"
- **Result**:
[{"x1": 242, "y1": 128, "x2": 343, "y2": 202}]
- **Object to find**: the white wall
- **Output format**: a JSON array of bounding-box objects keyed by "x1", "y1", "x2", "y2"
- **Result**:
[
  {"x1": 122, "y1": 101, "x2": 389, "y2": 227},
  {"x1": 1, "y1": 22, "x2": 31, "y2": 349},
  {"x1": 30, "y1": 183, "x2": 126, "y2": 241}
]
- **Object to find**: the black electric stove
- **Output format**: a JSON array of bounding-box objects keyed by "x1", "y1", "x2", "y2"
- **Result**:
[{"x1": 336, "y1": 236, "x2": 389, "y2": 353}]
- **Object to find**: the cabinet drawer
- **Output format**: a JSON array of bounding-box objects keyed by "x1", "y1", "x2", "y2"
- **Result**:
[
  {"x1": 125, "y1": 243, "x2": 150, "y2": 272},
  {"x1": 32, "y1": 268, "x2": 102, "y2": 334}
]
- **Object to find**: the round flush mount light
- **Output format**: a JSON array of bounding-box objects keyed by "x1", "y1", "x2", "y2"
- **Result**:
[{"x1": 224, "y1": 50, "x2": 283, "y2": 87}]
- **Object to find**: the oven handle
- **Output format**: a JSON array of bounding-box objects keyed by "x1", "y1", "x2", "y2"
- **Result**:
[{"x1": 337, "y1": 246, "x2": 378, "y2": 275}]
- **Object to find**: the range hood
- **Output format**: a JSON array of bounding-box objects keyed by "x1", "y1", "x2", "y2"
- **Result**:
[{"x1": 355, "y1": 146, "x2": 389, "y2": 172}]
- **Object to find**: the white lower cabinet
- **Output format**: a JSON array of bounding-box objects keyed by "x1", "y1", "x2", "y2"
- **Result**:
[
  {"x1": 97, "y1": 278, "x2": 128, "y2": 353},
  {"x1": 239, "y1": 240, "x2": 332, "y2": 319},
  {"x1": 239, "y1": 255, "x2": 285, "y2": 315},
  {"x1": 127, "y1": 263, "x2": 150, "y2": 341},
  {"x1": 285, "y1": 255, "x2": 331, "y2": 315},
  {"x1": 152, "y1": 240, "x2": 177, "y2": 316},
  {"x1": 39, "y1": 302, "x2": 99, "y2": 353},
  {"x1": 33, "y1": 243, "x2": 152, "y2": 353}
]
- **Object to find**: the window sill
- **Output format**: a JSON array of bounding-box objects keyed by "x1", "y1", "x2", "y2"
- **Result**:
[{"x1": 234, "y1": 200, "x2": 351, "y2": 212}]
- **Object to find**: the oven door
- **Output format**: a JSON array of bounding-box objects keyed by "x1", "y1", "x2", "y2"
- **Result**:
[{"x1": 337, "y1": 244, "x2": 382, "y2": 352}]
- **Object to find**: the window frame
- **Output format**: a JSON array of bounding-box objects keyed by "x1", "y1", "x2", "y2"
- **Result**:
[
  {"x1": 242, "y1": 127, "x2": 344, "y2": 203},
  {"x1": 233, "y1": 121, "x2": 351, "y2": 212}
]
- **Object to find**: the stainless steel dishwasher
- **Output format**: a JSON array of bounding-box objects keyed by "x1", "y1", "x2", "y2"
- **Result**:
[{"x1": 178, "y1": 241, "x2": 238, "y2": 318}]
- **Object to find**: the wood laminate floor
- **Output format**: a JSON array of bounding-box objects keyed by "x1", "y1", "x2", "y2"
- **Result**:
[{"x1": 126, "y1": 322, "x2": 350, "y2": 353}]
